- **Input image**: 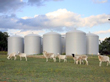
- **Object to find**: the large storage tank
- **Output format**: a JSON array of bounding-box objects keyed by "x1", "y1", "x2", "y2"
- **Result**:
[
  {"x1": 43, "y1": 32, "x2": 62, "y2": 55},
  {"x1": 8, "y1": 35, "x2": 24, "y2": 55},
  {"x1": 66, "y1": 29, "x2": 87, "y2": 55},
  {"x1": 24, "y1": 34, "x2": 41, "y2": 55},
  {"x1": 86, "y1": 32, "x2": 99, "y2": 55}
]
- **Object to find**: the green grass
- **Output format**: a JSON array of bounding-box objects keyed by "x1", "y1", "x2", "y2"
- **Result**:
[
  {"x1": 0, "y1": 54, "x2": 110, "y2": 82},
  {"x1": 0, "y1": 51, "x2": 7, "y2": 55}
]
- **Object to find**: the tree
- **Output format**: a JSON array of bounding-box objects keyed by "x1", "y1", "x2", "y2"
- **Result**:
[
  {"x1": 0, "y1": 31, "x2": 9, "y2": 51},
  {"x1": 99, "y1": 37, "x2": 110, "y2": 55}
]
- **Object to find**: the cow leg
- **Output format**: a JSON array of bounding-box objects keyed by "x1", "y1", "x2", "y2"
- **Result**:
[
  {"x1": 46, "y1": 58, "x2": 48, "y2": 62},
  {"x1": 55, "y1": 58, "x2": 56, "y2": 62},
  {"x1": 25, "y1": 57, "x2": 27, "y2": 61},
  {"x1": 14, "y1": 56, "x2": 16, "y2": 60},
  {"x1": 85, "y1": 59, "x2": 88, "y2": 65},
  {"x1": 86, "y1": 60, "x2": 88, "y2": 65},
  {"x1": 99, "y1": 61, "x2": 102, "y2": 66},
  {"x1": 79, "y1": 59, "x2": 81, "y2": 65},
  {"x1": 53, "y1": 58, "x2": 56, "y2": 62},
  {"x1": 59, "y1": 59, "x2": 60, "y2": 62},
  {"x1": 76, "y1": 60, "x2": 78, "y2": 64},
  {"x1": 107, "y1": 61, "x2": 109, "y2": 66}
]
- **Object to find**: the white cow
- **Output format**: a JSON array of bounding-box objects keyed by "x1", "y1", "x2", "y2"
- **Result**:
[
  {"x1": 98, "y1": 53, "x2": 110, "y2": 66},
  {"x1": 57, "y1": 53, "x2": 67, "y2": 62},
  {"x1": 72, "y1": 54, "x2": 88, "y2": 65},
  {"x1": 18, "y1": 52, "x2": 27, "y2": 61},
  {"x1": 43, "y1": 51, "x2": 56, "y2": 62},
  {"x1": 7, "y1": 53, "x2": 16, "y2": 60}
]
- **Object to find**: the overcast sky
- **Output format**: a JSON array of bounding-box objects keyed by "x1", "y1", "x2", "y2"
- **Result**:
[{"x1": 0, "y1": 0, "x2": 110, "y2": 41}]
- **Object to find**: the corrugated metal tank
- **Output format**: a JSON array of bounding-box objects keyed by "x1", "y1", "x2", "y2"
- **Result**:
[
  {"x1": 66, "y1": 29, "x2": 87, "y2": 55},
  {"x1": 86, "y1": 32, "x2": 99, "y2": 55},
  {"x1": 43, "y1": 32, "x2": 62, "y2": 55},
  {"x1": 24, "y1": 34, "x2": 41, "y2": 55},
  {"x1": 61, "y1": 35, "x2": 66, "y2": 54},
  {"x1": 8, "y1": 35, "x2": 24, "y2": 55}
]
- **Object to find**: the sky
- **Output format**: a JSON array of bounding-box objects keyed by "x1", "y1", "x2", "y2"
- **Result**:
[{"x1": 0, "y1": 0, "x2": 110, "y2": 41}]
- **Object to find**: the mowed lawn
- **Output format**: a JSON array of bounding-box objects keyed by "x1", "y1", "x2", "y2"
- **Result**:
[{"x1": 0, "y1": 54, "x2": 110, "y2": 82}]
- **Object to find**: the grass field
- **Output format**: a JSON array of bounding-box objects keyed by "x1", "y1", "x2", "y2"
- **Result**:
[{"x1": 0, "y1": 53, "x2": 110, "y2": 82}]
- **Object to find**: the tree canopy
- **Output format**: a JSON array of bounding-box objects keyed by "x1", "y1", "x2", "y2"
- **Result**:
[
  {"x1": 0, "y1": 31, "x2": 9, "y2": 51},
  {"x1": 99, "y1": 37, "x2": 110, "y2": 55}
]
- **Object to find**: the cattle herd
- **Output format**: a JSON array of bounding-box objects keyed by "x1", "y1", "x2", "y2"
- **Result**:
[{"x1": 7, "y1": 51, "x2": 110, "y2": 66}]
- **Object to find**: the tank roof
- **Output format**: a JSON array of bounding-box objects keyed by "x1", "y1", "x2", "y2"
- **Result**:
[
  {"x1": 66, "y1": 29, "x2": 86, "y2": 34},
  {"x1": 25, "y1": 34, "x2": 41, "y2": 37},
  {"x1": 86, "y1": 32, "x2": 99, "y2": 37},
  {"x1": 9, "y1": 35, "x2": 23, "y2": 38},
  {"x1": 44, "y1": 32, "x2": 60, "y2": 36}
]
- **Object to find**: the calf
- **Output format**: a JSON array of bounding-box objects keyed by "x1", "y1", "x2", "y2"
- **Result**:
[
  {"x1": 7, "y1": 53, "x2": 16, "y2": 60},
  {"x1": 57, "y1": 53, "x2": 67, "y2": 62},
  {"x1": 43, "y1": 51, "x2": 56, "y2": 62},
  {"x1": 18, "y1": 52, "x2": 27, "y2": 61},
  {"x1": 72, "y1": 54, "x2": 88, "y2": 65},
  {"x1": 98, "y1": 54, "x2": 110, "y2": 66}
]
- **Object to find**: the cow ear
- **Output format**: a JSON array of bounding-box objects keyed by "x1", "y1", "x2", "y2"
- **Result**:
[{"x1": 72, "y1": 54, "x2": 74, "y2": 57}]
